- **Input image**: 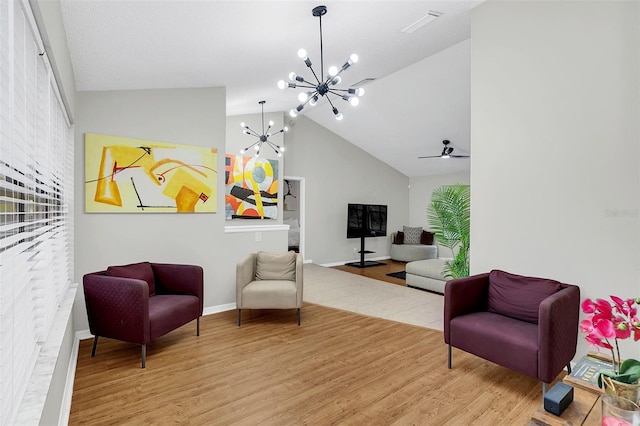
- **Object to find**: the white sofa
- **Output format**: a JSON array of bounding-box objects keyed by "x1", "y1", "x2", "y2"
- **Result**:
[
  {"x1": 389, "y1": 231, "x2": 438, "y2": 262},
  {"x1": 405, "y1": 258, "x2": 447, "y2": 294}
]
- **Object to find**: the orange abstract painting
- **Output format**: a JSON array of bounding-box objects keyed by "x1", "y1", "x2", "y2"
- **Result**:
[{"x1": 225, "y1": 155, "x2": 278, "y2": 219}]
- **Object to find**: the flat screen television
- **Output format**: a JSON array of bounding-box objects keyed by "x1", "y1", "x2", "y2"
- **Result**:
[{"x1": 347, "y1": 203, "x2": 387, "y2": 239}]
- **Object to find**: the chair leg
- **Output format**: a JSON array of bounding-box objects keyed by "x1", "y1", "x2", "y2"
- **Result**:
[
  {"x1": 566, "y1": 363, "x2": 572, "y2": 374},
  {"x1": 542, "y1": 382, "x2": 547, "y2": 396},
  {"x1": 237, "y1": 309, "x2": 241, "y2": 326},
  {"x1": 196, "y1": 317, "x2": 200, "y2": 336},
  {"x1": 141, "y1": 344, "x2": 146, "y2": 369},
  {"x1": 448, "y1": 344, "x2": 452, "y2": 369},
  {"x1": 297, "y1": 308, "x2": 301, "y2": 326},
  {"x1": 91, "y1": 335, "x2": 99, "y2": 357}
]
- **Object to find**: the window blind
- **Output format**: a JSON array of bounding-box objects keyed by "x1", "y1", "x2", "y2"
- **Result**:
[{"x1": 0, "y1": 0, "x2": 73, "y2": 423}]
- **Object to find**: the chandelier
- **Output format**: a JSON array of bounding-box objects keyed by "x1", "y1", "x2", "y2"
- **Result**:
[
  {"x1": 277, "y1": 5, "x2": 364, "y2": 121},
  {"x1": 240, "y1": 100, "x2": 288, "y2": 157}
]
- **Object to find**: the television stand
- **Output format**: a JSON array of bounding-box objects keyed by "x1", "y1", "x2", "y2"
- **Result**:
[{"x1": 345, "y1": 236, "x2": 386, "y2": 268}]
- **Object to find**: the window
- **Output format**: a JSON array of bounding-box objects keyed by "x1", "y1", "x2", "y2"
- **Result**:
[{"x1": 0, "y1": 0, "x2": 73, "y2": 423}]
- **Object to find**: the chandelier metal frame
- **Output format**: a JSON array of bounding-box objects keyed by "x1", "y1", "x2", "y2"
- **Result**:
[
  {"x1": 278, "y1": 5, "x2": 364, "y2": 121},
  {"x1": 240, "y1": 100, "x2": 288, "y2": 157}
]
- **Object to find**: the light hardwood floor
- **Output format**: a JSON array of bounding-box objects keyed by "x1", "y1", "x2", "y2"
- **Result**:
[
  {"x1": 69, "y1": 301, "x2": 556, "y2": 425},
  {"x1": 331, "y1": 259, "x2": 408, "y2": 287}
]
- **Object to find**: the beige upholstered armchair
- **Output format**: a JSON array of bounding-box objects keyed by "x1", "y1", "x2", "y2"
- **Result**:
[{"x1": 236, "y1": 251, "x2": 304, "y2": 326}]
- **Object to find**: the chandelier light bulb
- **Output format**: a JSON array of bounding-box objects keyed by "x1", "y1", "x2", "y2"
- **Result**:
[
  {"x1": 240, "y1": 149, "x2": 246, "y2": 154},
  {"x1": 350, "y1": 54, "x2": 359, "y2": 64},
  {"x1": 254, "y1": 145, "x2": 259, "y2": 151},
  {"x1": 277, "y1": 80, "x2": 286, "y2": 89},
  {"x1": 309, "y1": 95, "x2": 318, "y2": 106},
  {"x1": 240, "y1": 122, "x2": 246, "y2": 127},
  {"x1": 330, "y1": 76, "x2": 341, "y2": 86},
  {"x1": 283, "y1": 127, "x2": 289, "y2": 132},
  {"x1": 290, "y1": 109, "x2": 298, "y2": 118},
  {"x1": 356, "y1": 87, "x2": 365, "y2": 96},
  {"x1": 268, "y1": 120, "x2": 274, "y2": 126},
  {"x1": 298, "y1": 92, "x2": 308, "y2": 102},
  {"x1": 349, "y1": 97, "x2": 359, "y2": 107},
  {"x1": 328, "y1": 66, "x2": 338, "y2": 77},
  {"x1": 298, "y1": 48, "x2": 307, "y2": 59},
  {"x1": 280, "y1": 146, "x2": 286, "y2": 152},
  {"x1": 289, "y1": 72, "x2": 297, "y2": 81},
  {"x1": 335, "y1": 112, "x2": 343, "y2": 121}
]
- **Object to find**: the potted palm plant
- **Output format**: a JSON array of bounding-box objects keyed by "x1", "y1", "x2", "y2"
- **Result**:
[{"x1": 427, "y1": 184, "x2": 470, "y2": 279}]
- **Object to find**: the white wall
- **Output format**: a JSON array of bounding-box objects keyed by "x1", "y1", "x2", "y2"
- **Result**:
[
  {"x1": 284, "y1": 116, "x2": 410, "y2": 265},
  {"x1": 409, "y1": 172, "x2": 470, "y2": 257},
  {"x1": 471, "y1": 1, "x2": 640, "y2": 358},
  {"x1": 73, "y1": 88, "x2": 288, "y2": 333}
]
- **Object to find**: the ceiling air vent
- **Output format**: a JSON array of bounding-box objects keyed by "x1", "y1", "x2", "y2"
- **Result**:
[{"x1": 399, "y1": 10, "x2": 443, "y2": 34}]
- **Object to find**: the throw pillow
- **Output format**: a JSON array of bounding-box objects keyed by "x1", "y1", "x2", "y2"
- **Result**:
[
  {"x1": 420, "y1": 230, "x2": 434, "y2": 245},
  {"x1": 393, "y1": 231, "x2": 404, "y2": 245},
  {"x1": 487, "y1": 269, "x2": 562, "y2": 324},
  {"x1": 403, "y1": 226, "x2": 423, "y2": 244},
  {"x1": 106, "y1": 261, "x2": 156, "y2": 295},
  {"x1": 255, "y1": 251, "x2": 297, "y2": 281}
]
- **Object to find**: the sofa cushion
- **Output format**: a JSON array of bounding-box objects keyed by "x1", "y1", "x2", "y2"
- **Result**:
[
  {"x1": 106, "y1": 261, "x2": 156, "y2": 295},
  {"x1": 403, "y1": 226, "x2": 423, "y2": 244},
  {"x1": 393, "y1": 231, "x2": 404, "y2": 244},
  {"x1": 487, "y1": 269, "x2": 562, "y2": 324},
  {"x1": 421, "y1": 230, "x2": 434, "y2": 245},
  {"x1": 255, "y1": 251, "x2": 296, "y2": 281}
]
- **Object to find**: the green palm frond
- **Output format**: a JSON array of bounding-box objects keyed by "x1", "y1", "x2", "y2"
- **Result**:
[{"x1": 427, "y1": 184, "x2": 470, "y2": 279}]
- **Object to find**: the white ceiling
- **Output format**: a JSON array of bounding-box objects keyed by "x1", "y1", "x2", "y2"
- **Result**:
[{"x1": 59, "y1": 0, "x2": 478, "y2": 177}]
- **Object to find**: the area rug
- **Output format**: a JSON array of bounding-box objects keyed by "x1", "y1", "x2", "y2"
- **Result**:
[{"x1": 386, "y1": 270, "x2": 406, "y2": 280}]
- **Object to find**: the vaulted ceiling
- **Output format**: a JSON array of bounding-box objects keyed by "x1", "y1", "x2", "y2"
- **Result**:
[{"x1": 60, "y1": 0, "x2": 479, "y2": 177}]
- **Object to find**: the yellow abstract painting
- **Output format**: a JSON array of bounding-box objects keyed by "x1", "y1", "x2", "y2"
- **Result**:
[{"x1": 85, "y1": 133, "x2": 217, "y2": 213}]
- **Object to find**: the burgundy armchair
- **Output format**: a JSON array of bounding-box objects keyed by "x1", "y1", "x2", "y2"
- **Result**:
[
  {"x1": 444, "y1": 270, "x2": 580, "y2": 392},
  {"x1": 83, "y1": 262, "x2": 203, "y2": 368}
]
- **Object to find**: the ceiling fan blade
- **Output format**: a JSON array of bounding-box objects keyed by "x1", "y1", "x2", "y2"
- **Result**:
[
  {"x1": 450, "y1": 154, "x2": 470, "y2": 158},
  {"x1": 418, "y1": 155, "x2": 443, "y2": 159}
]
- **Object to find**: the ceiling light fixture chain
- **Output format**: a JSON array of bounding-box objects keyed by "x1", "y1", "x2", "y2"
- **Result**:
[
  {"x1": 278, "y1": 5, "x2": 364, "y2": 121},
  {"x1": 240, "y1": 100, "x2": 288, "y2": 157}
]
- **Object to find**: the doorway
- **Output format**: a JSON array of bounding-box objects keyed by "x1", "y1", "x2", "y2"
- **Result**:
[{"x1": 283, "y1": 176, "x2": 305, "y2": 259}]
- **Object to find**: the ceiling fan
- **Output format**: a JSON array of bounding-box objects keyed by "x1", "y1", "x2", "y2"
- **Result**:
[{"x1": 418, "y1": 140, "x2": 470, "y2": 159}]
